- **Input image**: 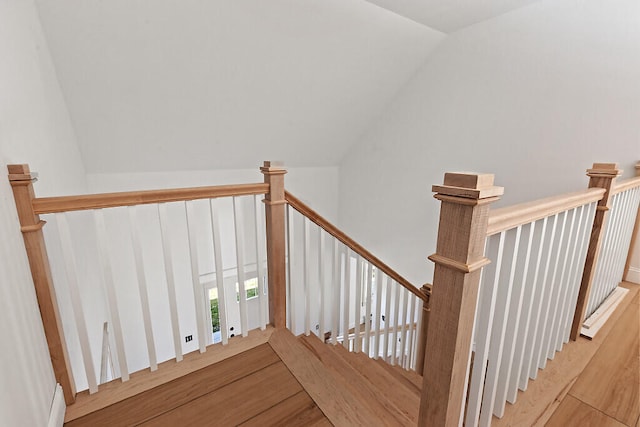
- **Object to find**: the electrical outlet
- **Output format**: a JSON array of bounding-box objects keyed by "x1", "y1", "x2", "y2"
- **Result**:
[{"x1": 185, "y1": 335, "x2": 193, "y2": 343}]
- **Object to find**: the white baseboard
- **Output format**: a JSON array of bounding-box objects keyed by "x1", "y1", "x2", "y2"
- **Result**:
[
  {"x1": 626, "y1": 267, "x2": 640, "y2": 284},
  {"x1": 47, "y1": 384, "x2": 66, "y2": 427}
]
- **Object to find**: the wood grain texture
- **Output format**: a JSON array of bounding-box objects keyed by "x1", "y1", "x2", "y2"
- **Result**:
[
  {"x1": 494, "y1": 282, "x2": 639, "y2": 427},
  {"x1": 420, "y1": 173, "x2": 502, "y2": 426},
  {"x1": 300, "y1": 334, "x2": 414, "y2": 425},
  {"x1": 285, "y1": 190, "x2": 424, "y2": 301},
  {"x1": 139, "y1": 362, "x2": 302, "y2": 426},
  {"x1": 268, "y1": 328, "x2": 382, "y2": 426},
  {"x1": 571, "y1": 163, "x2": 622, "y2": 340},
  {"x1": 66, "y1": 344, "x2": 280, "y2": 426},
  {"x1": 32, "y1": 183, "x2": 269, "y2": 214},
  {"x1": 546, "y1": 395, "x2": 627, "y2": 427},
  {"x1": 7, "y1": 165, "x2": 76, "y2": 405},
  {"x1": 487, "y1": 188, "x2": 606, "y2": 236},
  {"x1": 569, "y1": 297, "x2": 640, "y2": 426},
  {"x1": 65, "y1": 327, "x2": 273, "y2": 422},
  {"x1": 261, "y1": 161, "x2": 287, "y2": 328},
  {"x1": 238, "y1": 391, "x2": 330, "y2": 427}
]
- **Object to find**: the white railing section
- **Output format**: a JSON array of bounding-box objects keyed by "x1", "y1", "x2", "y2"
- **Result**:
[
  {"x1": 285, "y1": 205, "x2": 423, "y2": 371},
  {"x1": 465, "y1": 200, "x2": 597, "y2": 427},
  {"x1": 43, "y1": 194, "x2": 269, "y2": 393},
  {"x1": 585, "y1": 185, "x2": 640, "y2": 317}
]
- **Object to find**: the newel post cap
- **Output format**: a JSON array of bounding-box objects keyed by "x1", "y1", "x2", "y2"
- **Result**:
[
  {"x1": 432, "y1": 172, "x2": 504, "y2": 201},
  {"x1": 7, "y1": 164, "x2": 38, "y2": 183},
  {"x1": 261, "y1": 160, "x2": 287, "y2": 174},
  {"x1": 586, "y1": 163, "x2": 622, "y2": 178},
  {"x1": 634, "y1": 161, "x2": 640, "y2": 176}
]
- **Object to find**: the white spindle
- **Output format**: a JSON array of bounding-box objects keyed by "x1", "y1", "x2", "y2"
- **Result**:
[
  {"x1": 286, "y1": 205, "x2": 294, "y2": 331},
  {"x1": 373, "y1": 270, "x2": 383, "y2": 359},
  {"x1": 185, "y1": 202, "x2": 207, "y2": 353},
  {"x1": 529, "y1": 214, "x2": 558, "y2": 379},
  {"x1": 382, "y1": 276, "x2": 393, "y2": 361},
  {"x1": 233, "y1": 197, "x2": 249, "y2": 337},
  {"x1": 209, "y1": 199, "x2": 229, "y2": 345},
  {"x1": 354, "y1": 256, "x2": 363, "y2": 353},
  {"x1": 479, "y1": 227, "x2": 520, "y2": 424},
  {"x1": 342, "y1": 247, "x2": 351, "y2": 350},
  {"x1": 546, "y1": 207, "x2": 578, "y2": 359},
  {"x1": 519, "y1": 216, "x2": 549, "y2": 390},
  {"x1": 330, "y1": 239, "x2": 340, "y2": 345},
  {"x1": 537, "y1": 211, "x2": 568, "y2": 370},
  {"x1": 318, "y1": 226, "x2": 326, "y2": 338},
  {"x1": 93, "y1": 209, "x2": 129, "y2": 381},
  {"x1": 127, "y1": 206, "x2": 158, "y2": 370},
  {"x1": 158, "y1": 203, "x2": 183, "y2": 361},
  {"x1": 253, "y1": 195, "x2": 267, "y2": 330},
  {"x1": 56, "y1": 213, "x2": 98, "y2": 393},
  {"x1": 398, "y1": 288, "x2": 408, "y2": 368},
  {"x1": 363, "y1": 263, "x2": 373, "y2": 355},
  {"x1": 303, "y1": 217, "x2": 311, "y2": 336},
  {"x1": 391, "y1": 280, "x2": 401, "y2": 365},
  {"x1": 406, "y1": 293, "x2": 417, "y2": 370},
  {"x1": 465, "y1": 231, "x2": 505, "y2": 427}
]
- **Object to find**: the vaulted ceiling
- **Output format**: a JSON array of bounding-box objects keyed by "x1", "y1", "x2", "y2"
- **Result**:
[{"x1": 35, "y1": 0, "x2": 540, "y2": 173}]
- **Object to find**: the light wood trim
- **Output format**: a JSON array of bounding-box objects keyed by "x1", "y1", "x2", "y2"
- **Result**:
[
  {"x1": 65, "y1": 327, "x2": 274, "y2": 422},
  {"x1": 611, "y1": 175, "x2": 640, "y2": 195},
  {"x1": 261, "y1": 161, "x2": 287, "y2": 328},
  {"x1": 7, "y1": 164, "x2": 76, "y2": 405},
  {"x1": 571, "y1": 163, "x2": 622, "y2": 340},
  {"x1": 419, "y1": 173, "x2": 502, "y2": 426},
  {"x1": 623, "y1": 162, "x2": 640, "y2": 282},
  {"x1": 285, "y1": 191, "x2": 425, "y2": 302},
  {"x1": 487, "y1": 188, "x2": 606, "y2": 236},
  {"x1": 32, "y1": 183, "x2": 269, "y2": 214}
]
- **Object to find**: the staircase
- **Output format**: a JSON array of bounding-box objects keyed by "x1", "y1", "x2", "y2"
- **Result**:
[{"x1": 269, "y1": 328, "x2": 421, "y2": 426}]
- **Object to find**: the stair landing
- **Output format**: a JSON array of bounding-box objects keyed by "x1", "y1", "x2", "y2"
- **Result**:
[{"x1": 65, "y1": 328, "x2": 421, "y2": 426}]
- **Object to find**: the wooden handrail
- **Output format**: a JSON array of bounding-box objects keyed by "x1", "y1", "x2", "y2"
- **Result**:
[
  {"x1": 284, "y1": 191, "x2": 425, "y2": 302},
  {"x1": 32, "y1": 183, "x2": 270, "y2": 214},
  {"x1": 487, "y1": 187, "x2": 606, "y2": 236},
  {"x1": 611, "y1": 175, "x2": 640, "y2": 195}
]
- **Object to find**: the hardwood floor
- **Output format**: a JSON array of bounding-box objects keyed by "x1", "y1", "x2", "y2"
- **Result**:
[
  {"x1": 547, "y1": 283, "x2": 640, "y2": 427},
  {"x1": 66, "y1": 343, "x2": 330, "y2": 426}
]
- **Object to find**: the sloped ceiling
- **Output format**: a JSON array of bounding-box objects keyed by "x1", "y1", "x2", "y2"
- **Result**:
[
  {"x1": 365, "y1": 0, "x2": 541, "y2": 33},
  {"x1": 35, "y1": 0, "x2": 444, "y2": 173}
]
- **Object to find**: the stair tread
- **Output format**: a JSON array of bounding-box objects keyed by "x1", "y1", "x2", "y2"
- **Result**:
[
  {"x1": 375, "y1": 357, "x2": 423, "y2": 393},
  {"x1": 299, "y1": 334, "x2": 418, "y2": 425},
  {"x1": 268, "y1": 328, "x2": 385, "y2": 427}
]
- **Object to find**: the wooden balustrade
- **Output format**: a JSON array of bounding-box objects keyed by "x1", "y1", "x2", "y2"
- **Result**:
[{"x1": 570, "y1": 163, "x2": 622, "y2": 340}]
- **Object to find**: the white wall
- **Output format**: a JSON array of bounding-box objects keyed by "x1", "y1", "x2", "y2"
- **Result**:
[
  {"x1": 36, "y1": 0, "x2": 443, "y2": 173},
  {"x1": 339, "y1": 0, "x2": 640, "y2": 285},
  {"x1": 0, "y1": 0, "x2": 86, "y2": 425}
]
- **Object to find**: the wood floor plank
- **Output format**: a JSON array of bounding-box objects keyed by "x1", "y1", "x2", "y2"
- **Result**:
[
  {"x1": 239, "y1": 390, "x2": 329, "y2": 427},
  {"x1": 546, "y1": 395, "x2": 626, "y2": 427},
  {"x1": 495, "y1": 282, "x2": 640, "y2": 427},
  {"x1": 569, "y1": 300, "x2": 640, "y2": 426},
  {"x1": 67, "y1": 343, "x2": 280, "y2": 427},
  {"x1": 139, "y1": 361, "x2": 302, "y2": 426},
  {"x1": 65, "y1": 326, "x2": 274, "y2": 423},
  {"x1": 299, "y1": 334, "x2": 413, "y2": 425},
  {"x1": 268, "y1": 328, "x2": 382, "y2": 427}
]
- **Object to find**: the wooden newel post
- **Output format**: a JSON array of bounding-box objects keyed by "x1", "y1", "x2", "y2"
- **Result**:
[
  {"x1": 623, "y1": 161, "x2": 640, "y2": 282},
  {"x1": 415, "y1": 283, "x2": 431, "y2": 376},
  {"x1": 570, "y1": 163, "x2": 622, "y2": 340},
  {"x1": 419, "y1": 172, "x2": 503, "y2": 427},
  {"x1": 7, "y1": 164, "x2": 76, "y2": 405},
  {"x1": 261, "y1": 161, "x2": 288, "y2": 328}
]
